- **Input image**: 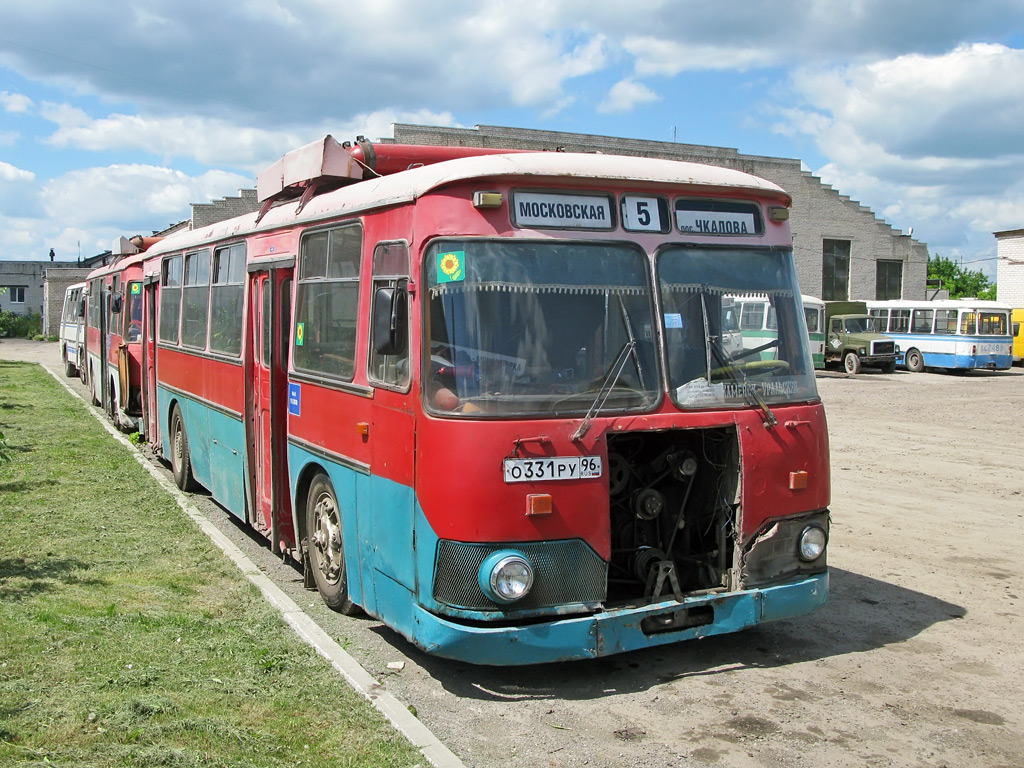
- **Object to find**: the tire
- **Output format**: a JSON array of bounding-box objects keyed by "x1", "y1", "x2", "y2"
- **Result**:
[
  {"x1": 78, "y1": 350, "x2": 87, "y2": 384},
  {"x1": 64, "y1": 347, "x2": 77, "y2": 378},
  {"x1": 905, "y1": 348, "x2": 924, "y2": 373},
  {"x1": 843, "y1": 351, "x2": 861, "y2": 375},
  {"x1": 305, "y1": 472, "x2": 359, "y2": 615},
  {"x1": 106, "y1": 378, "x2": 117, "y2": 420},
  {"x1": 881, "y1": 361, "x2": 896, "y2": 374},
  {"x1": 169, "y1": 405, "x2": 198, "y2": 492},
  {"x1": 90, "y1": 365, "x2": 100, "y2": 406}
]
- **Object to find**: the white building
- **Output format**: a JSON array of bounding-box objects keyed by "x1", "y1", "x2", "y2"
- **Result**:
[{"x1": 995, "y1": 229, "x2": 1024, "y2": 307}]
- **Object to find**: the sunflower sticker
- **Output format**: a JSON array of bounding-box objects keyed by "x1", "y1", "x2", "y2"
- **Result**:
[{"x1": 437, "y1": 250, "x2": 466, "y2": 284}]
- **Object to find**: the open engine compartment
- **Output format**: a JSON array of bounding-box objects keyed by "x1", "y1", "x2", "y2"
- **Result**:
[{"x1": 606, "y1": 426, "x2": 740, "y2": 605}]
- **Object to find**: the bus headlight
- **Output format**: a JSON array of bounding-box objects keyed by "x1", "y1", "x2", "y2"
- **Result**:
[
  {"x1": 479, "y1": 551, "x2": 534, "y2": 604},
  {"x1": 798, "y1": 525, "x2": 827, "y2": 561}
]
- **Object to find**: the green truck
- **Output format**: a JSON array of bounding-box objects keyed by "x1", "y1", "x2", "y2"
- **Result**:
[{"x1": 824, "y1": 301, "x2": 898, "y2": 374}]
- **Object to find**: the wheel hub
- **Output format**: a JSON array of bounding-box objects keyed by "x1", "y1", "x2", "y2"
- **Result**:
[{"x1": 312, "y1": 494, "x2": 343, "y2": 584}]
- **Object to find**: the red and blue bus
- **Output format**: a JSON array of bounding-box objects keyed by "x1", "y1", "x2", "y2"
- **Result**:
[
  {"x1": 83, "y1": 243, "x2": 146, "y2": 431},
  {"x1": 133, "y1": 136, "x2": 829, "y2": 664}
]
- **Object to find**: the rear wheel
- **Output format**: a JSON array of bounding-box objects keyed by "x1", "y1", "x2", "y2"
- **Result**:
[
  {"x1": 170, "y1": 405, "x2": 198, "y2": 492},
  {"x1": 90, "y1": 365, "x2": 100, "y2": 406},
  {"x1": 843, "y1": 351, "x2": 861, "y2": 375},
  {"x1": 63, "y1": 346, "x2": 77, "y2": 378},
  {"x1": 106, "y1": 378, "x2": 117, "y2": 420},
  {"x1": 905, "y1": 348, "x2": 924, "y2": 373},
  {"x1": 881, "y1": 361, "x2": 896, "y2": 374},
  {"x1": 306, "y1": 472, "x2": 358, "y2": 615}
]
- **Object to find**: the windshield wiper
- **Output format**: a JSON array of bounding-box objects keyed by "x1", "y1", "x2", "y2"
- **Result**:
[
  {"x1": 700, "y1": 293, "x2": 777, "y2": 429},
  {"x1": 571, "y1": 339, "x2": 636, "y2": 443},
  {"x1": 618, "y1": 296, "x2": 647, "y2": 392}
]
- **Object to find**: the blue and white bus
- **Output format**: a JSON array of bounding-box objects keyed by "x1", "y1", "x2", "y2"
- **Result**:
[
  {"x1": 59, "y1": 281, "x2": 86, "y2": 379},
  {"x1": 866, "y1": 299, "x2": 1013, "y2": 372}
]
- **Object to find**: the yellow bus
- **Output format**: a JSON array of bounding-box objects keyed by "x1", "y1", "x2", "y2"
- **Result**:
[{"x1": 1013, "y1": 308, "x2": 1024, "y2": 365}]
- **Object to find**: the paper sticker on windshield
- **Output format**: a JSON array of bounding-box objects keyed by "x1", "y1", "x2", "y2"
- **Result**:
[
  {"x1": 437, "y1": 251, "x2": 465, "y2": 284},
  {"x1": 296, "y1": 322, "x2": 305, "y2": 346},
  {"x1": 664, "y1": 313, "x2": 683, "y2": 329}
]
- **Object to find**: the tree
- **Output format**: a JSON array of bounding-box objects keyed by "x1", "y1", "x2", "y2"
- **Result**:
[{"x1": 928, "y1": 254, "x2": 997, "y2": 300}]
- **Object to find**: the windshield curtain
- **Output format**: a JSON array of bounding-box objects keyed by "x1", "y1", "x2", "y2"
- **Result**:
[
  {"x1": 425, "y1": 240, "x2": 659, "y2": 417},
  {"x1": 658, "y1": 247, "x2": 817, "y2": 409}
]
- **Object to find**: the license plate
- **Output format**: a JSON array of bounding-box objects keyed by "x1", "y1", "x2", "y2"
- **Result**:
[{"x1": 503, "y1": 456, "x2": 602, "y2": 483}]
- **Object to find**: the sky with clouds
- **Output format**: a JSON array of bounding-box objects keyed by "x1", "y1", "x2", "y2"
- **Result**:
[{"x1": 2, "y1": 0, "x2": 1023, "y2": 280}]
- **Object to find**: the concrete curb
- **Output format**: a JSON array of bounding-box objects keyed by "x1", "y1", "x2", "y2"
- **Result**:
[{"x1": 40, "y1": 363, "x2": 466, "y2": 768}]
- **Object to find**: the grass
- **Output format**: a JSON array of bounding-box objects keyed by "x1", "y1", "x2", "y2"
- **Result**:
[{"x1": 0, "y1": 361, "x2": 423, "y2": 768}]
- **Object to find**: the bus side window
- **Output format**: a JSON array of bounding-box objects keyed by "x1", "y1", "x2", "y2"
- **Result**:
[
  {"x1": 740, "y1": 302, "x2": 765, "y2": 330},
  {"x1": 294, "y1": 224, "x2": 363, "y2": 381},
  {"x1": 368, "y1": 241, "x2": 411, "y2": 390}
]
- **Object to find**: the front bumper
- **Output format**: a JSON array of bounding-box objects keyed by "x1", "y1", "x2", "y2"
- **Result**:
[
  {"x1": 860, "y1": 355, "x2": 896, "y2": 365},
  {"x1": 407, "y1": 572, "x2": 828, "y2": 665}
]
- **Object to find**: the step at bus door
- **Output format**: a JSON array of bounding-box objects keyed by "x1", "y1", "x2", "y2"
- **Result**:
[{"x1": 247, "y1": 265, "x2": 295, "y2": 555}]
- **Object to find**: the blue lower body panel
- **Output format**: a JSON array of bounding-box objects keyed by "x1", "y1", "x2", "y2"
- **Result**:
[{"x1": 401, "y1": 572, "x2": 828, "y2": 665}]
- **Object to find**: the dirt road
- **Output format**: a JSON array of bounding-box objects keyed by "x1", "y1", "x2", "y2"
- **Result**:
[{"x1": 4, "y1": 338, "x2": 1022, "y2": 767}]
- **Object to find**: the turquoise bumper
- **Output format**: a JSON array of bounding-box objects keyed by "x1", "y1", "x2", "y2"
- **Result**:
[{"x1": 406, "y1": 572, "x2": 828, "y2": 665}]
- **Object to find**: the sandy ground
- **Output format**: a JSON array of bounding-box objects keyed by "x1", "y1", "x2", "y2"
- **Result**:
[{"x1": 3, "y1": 338, "x2": 1023, "y2": 768}]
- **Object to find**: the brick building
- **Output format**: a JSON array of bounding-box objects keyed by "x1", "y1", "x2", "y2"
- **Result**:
[
  {"x1": 1, "y1": 260, "x2": 83, "y2": 320},
  {"x1": 995, "y1": 229, "x2": 1024, "y2": 306},
  {"x1": 391, "y1": 124, "x2": 929, "y2": 301}
]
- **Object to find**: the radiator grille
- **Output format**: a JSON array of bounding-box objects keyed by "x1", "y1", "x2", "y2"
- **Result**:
[
  {"x1": 433, "y1": 539, "x2": 607, "y2": 611},
  {"x1": 872, "y1": 340, "x2": 895, "y2": 356}
]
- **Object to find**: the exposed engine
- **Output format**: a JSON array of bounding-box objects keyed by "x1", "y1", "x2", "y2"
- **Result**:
[{"x1": 606, "y1": 427, "x2": 739, "y2": 604}]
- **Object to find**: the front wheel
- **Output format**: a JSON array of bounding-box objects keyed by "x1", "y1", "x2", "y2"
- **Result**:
[
  {"x1": 170, "y1": 405, "x2": 198, "y2": 492},
  {"x1": 905, "y1": 348, "x2": 925, "y2": 373},
  {"x1": 306, "y1": 473, "x2": 359, "y2": 615},
  {"x1": 843, "y1": 352, "x2": 861, "y2": 375}
]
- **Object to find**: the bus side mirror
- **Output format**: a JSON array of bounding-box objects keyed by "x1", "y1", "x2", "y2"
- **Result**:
[
  {"x1": 111, "y1": 292, "x2": 124, "y2": 314},
  {"x1": 372, "y1": 286, "x2": 407, "y2": 356}
]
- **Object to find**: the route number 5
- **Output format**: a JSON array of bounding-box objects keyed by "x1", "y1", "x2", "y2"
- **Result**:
[{"x1": 622, "y1": 196, "x2": 664, "y2": 232}]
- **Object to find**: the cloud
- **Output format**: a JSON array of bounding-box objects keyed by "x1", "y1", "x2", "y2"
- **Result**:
[
  {"x1": 770, "y1": 42, "x2": 1024, "y2": 276},
  {"x1": 1, "y1": 90, "x2": 33, "y2": 113},
  {"x1": 0, "y1": 1, "x2": 608, "y2": 123},
  {"x1": 38, "y1": 104, "x2": 460, "y2": 172},
  {"x1": 0, "y1": 161, "x2": 39, "y2": 218},
  {"x1": 0, "y1": 160, "x2": 34, "y2": 183},
  {"x1": 624, "y1": 37, "x2": 778, "y2": 77},
  {"x1": 39, "y1": 164, "x2": 252, "y2": 232},
  {"x1": 598, "y1": 79, "x2": 660, "y2": 113},
  {"x1": 792, "y1": 44, "x2": 1024, "y2": 164}
]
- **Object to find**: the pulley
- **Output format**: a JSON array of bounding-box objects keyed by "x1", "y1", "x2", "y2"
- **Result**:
[{"x1": 633, "y1": 488, "x2": 665, "y2": 520}]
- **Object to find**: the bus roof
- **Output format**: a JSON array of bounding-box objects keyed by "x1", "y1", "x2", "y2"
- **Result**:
[
  {"x1": 143, "y1": 152, "x2": 791, "y2": 258},
  {"x1": 866, "y1": 299, "x2": 1011, "y2": 311}
]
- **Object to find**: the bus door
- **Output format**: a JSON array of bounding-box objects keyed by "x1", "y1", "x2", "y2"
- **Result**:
[
  {"x1": 247, "y1": 264, "x2": 294, "y2": 555},
  {"x1": 141, "y1": 277, "x2": 159, "y2": 442},
  {"x1": 98, "y1": 281, "x2": 110, "y2": 412}
]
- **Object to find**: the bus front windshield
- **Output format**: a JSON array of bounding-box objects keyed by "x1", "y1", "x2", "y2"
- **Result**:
[
  {"x1": 426, "y1": 240, "x2": 659, "y2": 417},
  {"x1": 659, "y1": 247, "x2": 817, "y2": 409}
]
